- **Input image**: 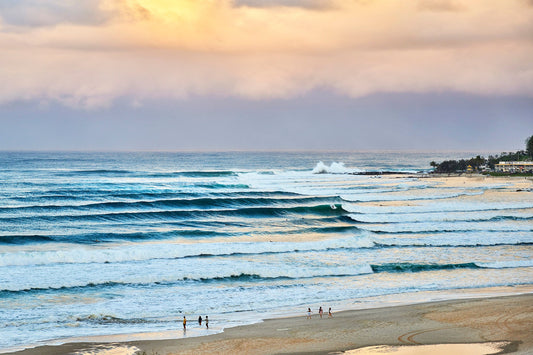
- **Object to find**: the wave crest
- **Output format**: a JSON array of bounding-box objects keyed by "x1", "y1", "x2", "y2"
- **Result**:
[{"x1": 312, "y1": 161, "x2": 363, "y2": 174}]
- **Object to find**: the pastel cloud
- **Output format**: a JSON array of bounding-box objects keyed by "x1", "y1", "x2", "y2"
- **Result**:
[
  {"x1": 1, "y1": 0, "x2": 532, "y2": 108},
  {"x1": 0, "y1": 0, "x2": 111, "y2": 27}
]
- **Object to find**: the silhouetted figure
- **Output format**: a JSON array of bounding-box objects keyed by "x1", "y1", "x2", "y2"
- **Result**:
[
  {"x1": 319, "y1": 306, "x2": 323, "y2": 318},
  {"x1": 205, "y1": 315, "x2": 209, "y2": 329},
  {"x1": 198, "y1": 315, "x2": 202, "y2": 326}
]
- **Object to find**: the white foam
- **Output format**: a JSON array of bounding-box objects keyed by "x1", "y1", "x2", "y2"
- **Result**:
[
  {"x1": 478, "y1": 259, "x2": 533, "y2": 269},
  {"x1": 312, "y1": 161, "x2": 363, "y2": 174},
  {"x1": 372, "y1": 232, "x2": 533, "y2": 247},
  {"x1": 347, "y1": 209, "x2": 533, "y2": 224},
  {"x1": 342, "y1": 201, "x2": 533, "y2": 214},
  {"x1": 0, "y1": 236, "x2": 374, "y2": 267},
  {"x1": 348, "y1": 219, "x2": 533, "y2": 233},
  {"x1": 2, "y1": 255, "x2": 375, "y2": 292}
]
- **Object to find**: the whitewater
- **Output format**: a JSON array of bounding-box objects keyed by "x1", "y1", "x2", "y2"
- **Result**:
[{"x1": 0, "y1": 151, "x2": 532, "y2": 352}]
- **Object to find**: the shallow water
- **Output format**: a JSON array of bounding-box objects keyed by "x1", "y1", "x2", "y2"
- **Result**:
[{"x1": 344, "y1": 342, "x2": 510, "y2": 355}]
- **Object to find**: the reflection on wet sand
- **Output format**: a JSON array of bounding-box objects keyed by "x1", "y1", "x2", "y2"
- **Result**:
[{"x1": 344, "y1": 342, "x2": 510, "y2": 355}]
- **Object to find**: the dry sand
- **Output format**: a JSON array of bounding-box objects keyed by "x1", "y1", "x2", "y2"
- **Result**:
[{"x1": 6, "y1": 293, "x2": 533, "y2": 355}]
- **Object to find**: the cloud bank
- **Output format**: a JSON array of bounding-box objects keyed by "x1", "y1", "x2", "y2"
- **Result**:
[{"x1": 1, "y1": 0, "x2": 532, "y2": 108}]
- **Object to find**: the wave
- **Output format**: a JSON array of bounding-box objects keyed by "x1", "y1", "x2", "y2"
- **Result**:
[
  {"x1": 3, "y1": 259, "x2": 531, "y2": 296},
  {"x1": 348, "y1": 209, "x2": 533, "y2": 224},
  {"x1": 75, "y1": 314, "x2": 151, "y2": 325},
  {"x1": 168, "y1": 171, "x2": 237, "y2": 177},
  {"x1": 0, "y1": 281, "x2": 127, "y2": 296},
  {"x1": 371, "y1": 262, "x2": 480, "y2": 273},
  {"x1": 371, "y1": 231, "x2": 533, "y2": 247},
  {"x1": 10, "y1": 190, "x2": 306, "y2": 207},
  {"x1": 374, "y1": 241, "x2": 533, "y2": 248},
  {"x1": 312, "y1": 161, "x2": 363, "y2": 174},
  {"x1": 0, "y1": 234, "x2": 56, "y2": 244},
  {"x1": 0, "y1": 203, "x2": 348, "y2": 226},
  {"x1": 57, "y1": 169, "x2": 135, "y2": 177},
  {"x1": 55, "y1": 169, "x2": 238, "y2": 178},
  {"x1": 340, "y1": 191, "x2": 485, "y2": 203},
  {"x1": 352, "y1": 223, "x2": 533, "y2": 234},
  {"x1": 354, "y1": 215, "x2": 533, "y2": 224},
  {"x1": 477, "y1": 259, "x2": 533, "y2": 269},
  {"x1": 371, "y1": 260, "x2": 533, "y2": 274},
  {"x1": 343, "y1": 202, "x2": 533, "y2": 215},
  {"x1": 0, "y1": 266, "x2": 375, "y2": 295},
  {"x1": 0, "y1": 196, "x2": 339, "y2": 215},
  {"x1": 0, "y1": 229, "x2": 231, "y2": 245},
  {"x1": 0, "y1": 236, "x2": 374, "y2": 266},
  {"x1": 2, "y1": 224, "x2": 358, "y2": 245}
]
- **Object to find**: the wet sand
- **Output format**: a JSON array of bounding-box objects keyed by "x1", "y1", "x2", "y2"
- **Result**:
[
  {"x1": 6, "y1": 293, "x2": 533, "y2": 355},
  {"x1": 358, "y1": 174, "x2": 532, "y2": 208}
]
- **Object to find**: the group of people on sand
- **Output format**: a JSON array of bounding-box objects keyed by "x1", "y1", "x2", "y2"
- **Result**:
[
  {"x1": 182, "y1": 315, "x2": 209, "y2": 329},
  {"x1": 306, "y1": 306, "x2": 332, "y2": 319}
]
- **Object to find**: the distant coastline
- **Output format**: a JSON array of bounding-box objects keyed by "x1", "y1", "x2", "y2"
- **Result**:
[{"x1": 429, "y1": 135, "x2": 533, "y2": 175}]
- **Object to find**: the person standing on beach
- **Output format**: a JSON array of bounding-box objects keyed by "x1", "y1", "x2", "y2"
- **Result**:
[
  {"x1": 319, "y1": 307, "x2": 323, "y2": 318},
  {"x1": 307, "y1": 308, "x2": 312, "y2": 319},
  {"x1": 205, "y1": 315, "x2": 209, "y2": 329},
  {"x1": 328, "y1": 307, "x2": 332, "y2": 317},
  {"x1": 183, "y1": 316, "x2": 187, "y2": 329},
  {"x1": 198, "y1": 316, "x2": 202, "y2": 326}
]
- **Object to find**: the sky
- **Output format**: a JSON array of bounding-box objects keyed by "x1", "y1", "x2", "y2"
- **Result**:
[{"x1": 1, "y1": 0, "x2": 532, "y2": 151}]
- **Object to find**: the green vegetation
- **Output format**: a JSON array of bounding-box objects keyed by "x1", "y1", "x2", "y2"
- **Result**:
[
  {"x1": 527, "y1": 135, "x2": 533, "y2": 158},
  {"x1": 430, "y1": 155, "x2": 485, "y2": 173},
  {"x1": 430, "y1": 134, "x2": 533, "y2": 174}
]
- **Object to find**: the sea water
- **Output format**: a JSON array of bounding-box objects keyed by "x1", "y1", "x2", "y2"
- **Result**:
[{"x1": 0, "y1": 151, "x2": 532, "y2": 351}]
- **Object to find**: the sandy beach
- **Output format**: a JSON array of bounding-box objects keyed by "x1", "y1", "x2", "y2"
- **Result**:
[{"x1": 6, "y1": 292, "x2": 533, "y2": 355}]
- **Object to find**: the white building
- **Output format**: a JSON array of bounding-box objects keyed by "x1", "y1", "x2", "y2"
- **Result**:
[{"x1": 495, "y1": 161, "x2": 533, "y2": 173}]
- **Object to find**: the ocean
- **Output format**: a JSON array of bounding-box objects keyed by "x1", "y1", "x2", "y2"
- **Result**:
[{"x1": 1, "y1": 151, "x2": 532, "y2": 352}]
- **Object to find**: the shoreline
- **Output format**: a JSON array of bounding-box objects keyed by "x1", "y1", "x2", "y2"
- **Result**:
[{"x1": 5, "y1": 287, "x2": 533, "y2": 355}]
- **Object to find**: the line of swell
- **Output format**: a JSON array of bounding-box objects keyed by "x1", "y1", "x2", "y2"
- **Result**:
[
  {"x1": 3, "y1": 260, "x2": 527, "y2": 295},
  {"x1": 341, "y1": 191, "x2": 485, "y2": 203},
  {"x1": 373, "y1": 242, "x2": 533, "y2": 248},
  {"x1": 0, "y1": 273, "x2": 342, "y2": 296},
  {"x1": 0, "y1": 229, "x2": 230, "y2": 245},
  {"x1": 0, "y1": 223, "x2": 358, "y2": 245},
  {"x1": 344, "y1": 206, "x2": 533, "y2": 215},
  {"x1": 0, "y1": 196, "x2": 339, "y2": 213},
  {"x1": 0, "y1": 204, "x2": 348, "y2": 224},
  {"x1": 3, "y1": 190, "x2": 305, "y2": 205},
  {"x1": 367, "y1": 228, "x2": 533, "y2": 235},
  {"x1": 371, "y1": 260, "x2": 533, "y2": 273},
  {"x1": 349, "y1": 215, "x2": 533, "y2": 224},
  {"x1": 2, "y1": 240, "x2": 530, "y2": 267},
  {"x1": 370, "y1": 262, "x2": 481, "y2": 273},
  {"x1": 55, "y1": 170, "x2": 238, "y2": 177}
]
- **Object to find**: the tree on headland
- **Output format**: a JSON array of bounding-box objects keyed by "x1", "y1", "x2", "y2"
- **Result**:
[
  {"x1": 431, "y1": 134, "x2": 533, "y2": 173},
  {"x1": 527, "y1": 135, "x2": 533, "y2": 158}
]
